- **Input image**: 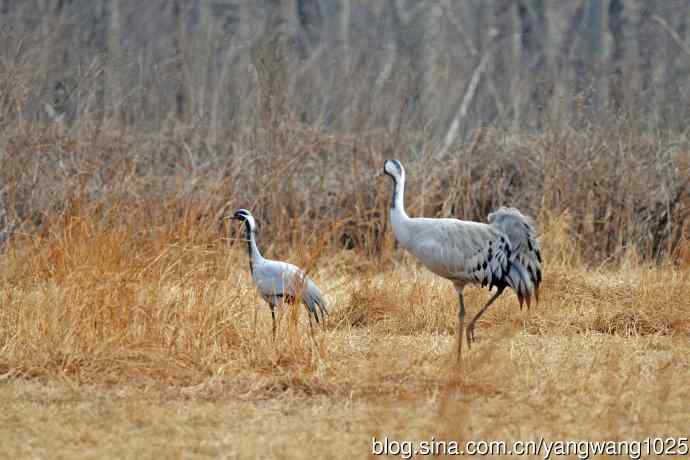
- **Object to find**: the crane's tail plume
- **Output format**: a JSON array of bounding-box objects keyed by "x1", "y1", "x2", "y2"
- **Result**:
[
  {"x1": 303, "y1": 278, "x2": 329, "y2": 324},
  {"x1": 488, "y1": 207, "x2": 542, "y2": 308}
]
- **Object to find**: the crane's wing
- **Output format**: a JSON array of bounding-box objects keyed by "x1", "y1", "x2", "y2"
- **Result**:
[{"x1": 404, "y1": 218, "x2": 511, "y2": 289}]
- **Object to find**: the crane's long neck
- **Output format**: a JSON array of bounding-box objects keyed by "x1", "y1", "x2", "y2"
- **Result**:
[
  {"x1": 244, "y1": 222, "x2": 264, "y2": 272},
  {"x1": 389, "y1": 176, "x2": 411, "y2": 246}
]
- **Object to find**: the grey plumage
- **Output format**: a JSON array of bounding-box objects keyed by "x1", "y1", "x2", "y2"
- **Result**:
[
  {"x1": 381, "y1": 160, "x2": 542, "y2": 357},
  {"x1": 228, "y1": 209, "x2": 328, "y2": 337}
]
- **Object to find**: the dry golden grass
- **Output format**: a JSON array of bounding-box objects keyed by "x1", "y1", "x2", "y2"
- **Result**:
[{"x1": 0, "y1": 205, "x2": 689, "y2": 459}]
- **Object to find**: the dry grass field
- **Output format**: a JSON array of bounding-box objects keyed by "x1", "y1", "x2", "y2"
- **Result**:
[{"x1": 0, "y1": 200, "x2": 688, "y2": 459}]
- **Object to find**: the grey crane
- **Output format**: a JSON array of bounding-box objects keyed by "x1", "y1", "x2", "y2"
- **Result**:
[
  {"x1": 227, "y1": 209, "x2": 328, "y2": 338},
  {"x1": 380, "y1": 160, "x2": 542, "y2": 359}
]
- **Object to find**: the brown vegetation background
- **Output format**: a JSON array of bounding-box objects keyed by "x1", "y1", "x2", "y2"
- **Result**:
[{"x1": 1, "y1": 0, "x2": 689, "y2": 263}]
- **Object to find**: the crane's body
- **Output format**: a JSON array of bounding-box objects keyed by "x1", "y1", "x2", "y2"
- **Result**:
[
  {"x1": 251, "y1": 259, "x2": 327, "y2": 315},
  {"x1": 391, "y1": 216, "x2": 511, "y2": 287},
  {"x1": 229, "y1": 209, "x2": 328, "y2": 338},
  {"x1": 382, "y1": 160, "x2": 542, "y2": 359}
]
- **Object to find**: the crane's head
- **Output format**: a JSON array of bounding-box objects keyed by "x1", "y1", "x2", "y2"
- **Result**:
[
  {"x1": 383, "y1": 159, "x2": 405, "y2": 183},
  {"x1": 227, "y1": 208, "x2": 257, "y2": 232}
]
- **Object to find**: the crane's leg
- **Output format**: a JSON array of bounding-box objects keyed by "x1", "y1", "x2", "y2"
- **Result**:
[
  {"x1": 270, "y1": 306, "x2": 277, "y2": 341},
  {"x1": 466, "y1": 287, "x2": 505, "y2": 345},
  {"x1": 456, "y1": 290, "x2": 466, "y2": 362}
]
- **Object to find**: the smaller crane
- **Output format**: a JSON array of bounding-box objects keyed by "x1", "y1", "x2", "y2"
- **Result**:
[{"x1": 228, "y1": 209, "x2": 328, "y2": 338}]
